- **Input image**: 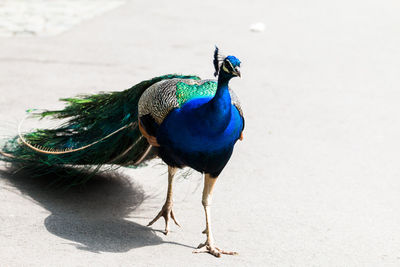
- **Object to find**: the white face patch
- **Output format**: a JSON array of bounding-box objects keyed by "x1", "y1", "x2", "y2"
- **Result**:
[
  {"x1": 222, "y1": 64, "x2": 230, "y2": 73},
  {"x1": 222, "y1": 60, "x2": 235, "y2": 74}
]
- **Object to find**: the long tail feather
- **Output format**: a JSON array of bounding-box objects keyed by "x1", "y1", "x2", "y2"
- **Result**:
[{"x1": 1, "y1": 74, "x2": 200, "y2": 181}]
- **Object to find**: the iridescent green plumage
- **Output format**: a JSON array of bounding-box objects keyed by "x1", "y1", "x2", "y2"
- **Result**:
[{"x1": 175, "y1": 81, "x2": 217, "y2": 106}]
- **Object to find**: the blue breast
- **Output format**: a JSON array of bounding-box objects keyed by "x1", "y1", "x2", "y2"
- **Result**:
[
  {"x1": 158, "y1": 97, "x2": 242, "y2": 151},
  {"x1": 156, "y1": 95, "x2": 243, "y2": 176}
]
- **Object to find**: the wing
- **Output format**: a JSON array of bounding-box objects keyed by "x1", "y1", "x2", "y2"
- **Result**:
[
  {"x1": 229, "y1": 87, "x2": 245, "y2": 136},
  {"x1": 139, "y1": 78, "x2": 209, "y2": 124}
]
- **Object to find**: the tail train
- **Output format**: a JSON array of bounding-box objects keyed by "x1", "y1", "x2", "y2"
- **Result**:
[{"x1": 0, "y1": 74, "x2": 201, "y2": 181}]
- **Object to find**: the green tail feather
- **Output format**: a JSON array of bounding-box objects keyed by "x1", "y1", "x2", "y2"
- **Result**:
[{"x1": 1, "y1": 74, "x2": 200, "y2": 183}]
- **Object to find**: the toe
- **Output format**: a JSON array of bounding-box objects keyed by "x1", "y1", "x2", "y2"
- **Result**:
[
  {"x1": 193, "y1": 243, "x2": 237, "y2": 257},
  {"x1": 147, "y1": 209, "x2": 164, "y2": 226},
  {"x1": 164, "y1": 217, "x2": 169, "y2": 235},
  {"x1": 170, "y1": 210, "x2": 181, "y2": 227},
  {"x1": 208, "y1": 246, "x2": 221, "y2": 257},
  {"x1": 148, "y1": 205, "x2": 181, "y2": 234},
  {"x1": 219, "y1": 249, "x2": 238, "y2": 256}
]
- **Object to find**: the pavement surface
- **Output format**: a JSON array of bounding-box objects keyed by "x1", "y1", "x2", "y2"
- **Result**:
[
  {"x1": 0, "y1": 0, "x2": 125, "y2": 37},
  {"x1": 1, "y1": 0, "x2": 400, "y2": 266}
]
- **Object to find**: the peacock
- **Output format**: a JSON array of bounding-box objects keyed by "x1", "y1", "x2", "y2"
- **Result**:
[{"x1": 0, "y1": 47, "x2": 244, "y2": 257}]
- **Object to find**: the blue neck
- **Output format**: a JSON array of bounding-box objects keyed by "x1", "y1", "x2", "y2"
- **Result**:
[
  {"x1": 210, "y1": 72, "x2": 232, "y2": 112},
  {"x1": 197, "y1": 72, "x2": 232, "y2": 132}
]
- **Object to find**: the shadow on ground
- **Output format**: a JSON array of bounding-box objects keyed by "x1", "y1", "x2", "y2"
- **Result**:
[{"x1": 0, "y1": 165, "x2": 191, "y2": 253}]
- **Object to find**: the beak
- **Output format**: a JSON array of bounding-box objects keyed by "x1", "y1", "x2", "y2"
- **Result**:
[{"x1": 233, "y1": 66, "x2": 241, "y2": 77}]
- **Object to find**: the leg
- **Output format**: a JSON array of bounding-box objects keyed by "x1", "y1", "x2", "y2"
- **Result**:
[
  {"x1": 193, "y1": 174, "x2": 238, "y2": 257},
  {"x1": 147, "y1": 166, "x2": 180, "y2": 234}
]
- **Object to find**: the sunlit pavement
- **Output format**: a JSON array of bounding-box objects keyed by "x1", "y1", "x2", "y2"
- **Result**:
[{"x1": 1, "y1": 1, "x2": 400, "y2": 266}]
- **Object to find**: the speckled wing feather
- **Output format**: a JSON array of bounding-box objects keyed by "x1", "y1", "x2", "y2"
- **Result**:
[
  {"x1": 228, "y1": 87, "x2": 243, "y2": 118},
  {"x1": 138, "y1": 78, "x2": 243, "y2": 124}
]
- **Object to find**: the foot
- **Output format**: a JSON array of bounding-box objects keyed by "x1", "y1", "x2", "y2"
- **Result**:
[
  {"x1": 147, "y1": 202, "x2": 180, "y2": 235},
  {"x1": 193, "y1": 240, "x2": 238, "y2": 258}
]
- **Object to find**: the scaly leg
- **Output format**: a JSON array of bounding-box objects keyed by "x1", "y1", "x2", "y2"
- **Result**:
[
  {"x1": 147, "y1": 166, "x2": 180, "y2": 235},
  {"x1": 193, "y1": 174, "x2": 238, "y2": 257}
]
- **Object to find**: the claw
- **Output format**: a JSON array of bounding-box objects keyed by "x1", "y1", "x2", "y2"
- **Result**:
[
  {"x1": 170, "y1": 210, "x2": 181, "y2": 227},
  {"x1": 147, "y1": 203, "x2": 180, "y2": 235},
  {"x1": 193, "y1": 242, "x2": 238, "y2": 257}
]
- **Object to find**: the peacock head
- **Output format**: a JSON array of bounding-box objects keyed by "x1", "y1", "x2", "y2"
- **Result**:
[{"x1": 213, "y1": 46, "x2": 241, "y2": 79}]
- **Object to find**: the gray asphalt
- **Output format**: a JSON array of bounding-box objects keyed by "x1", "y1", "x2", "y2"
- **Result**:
[{"x1": 1, "y1": 0, "x2": 400, "y2": 266}]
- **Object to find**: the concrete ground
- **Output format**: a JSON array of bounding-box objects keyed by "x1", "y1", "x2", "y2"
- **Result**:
[{"x1": 1, "y1": 0, "x2": 400, "y2": 266}]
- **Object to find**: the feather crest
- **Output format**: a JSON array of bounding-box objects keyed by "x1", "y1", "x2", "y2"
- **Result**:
[{"x1": 213, "y1": 46, "x2": 226, "y2": 77}]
